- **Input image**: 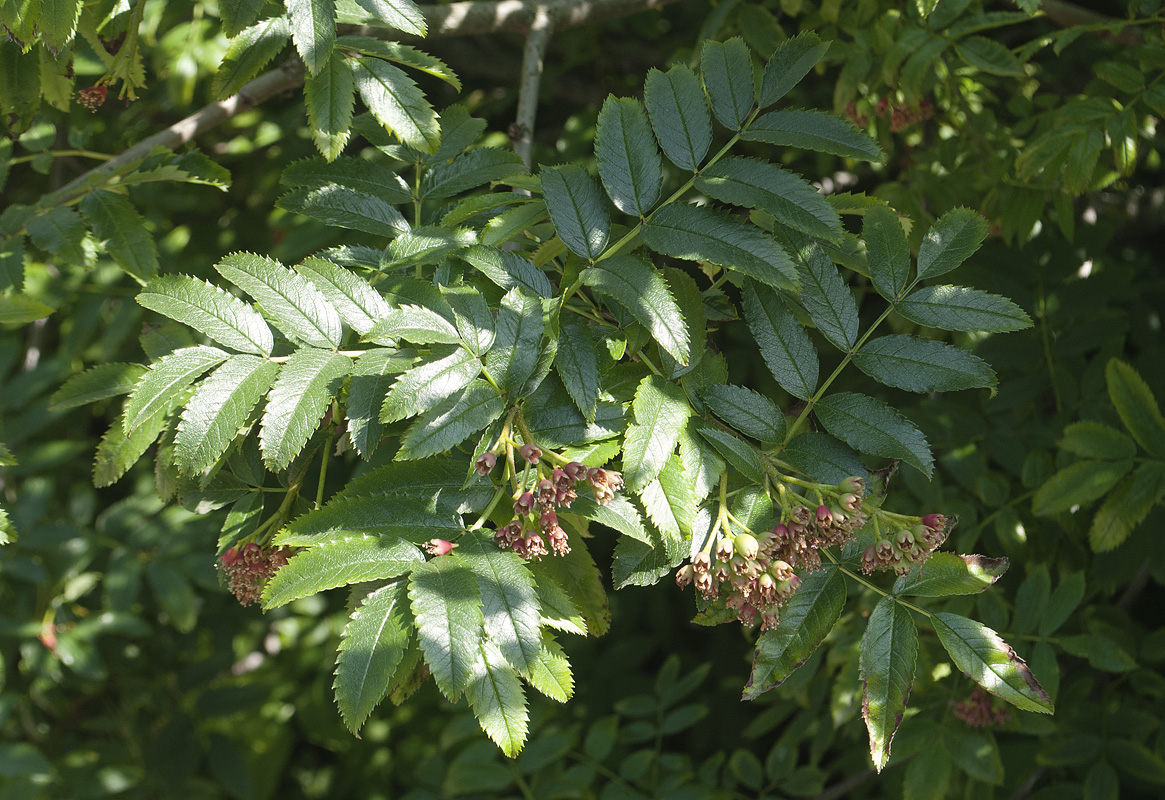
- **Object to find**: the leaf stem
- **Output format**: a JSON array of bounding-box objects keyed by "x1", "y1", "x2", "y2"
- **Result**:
[
  {"x1": 468, "y1": 485, "x2": 507, "y2": 531},
  {"x1": 821, "y1": 549, "x2": 932, "y2": 618}
]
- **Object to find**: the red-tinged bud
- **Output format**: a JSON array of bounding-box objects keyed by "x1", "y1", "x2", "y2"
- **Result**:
[
  {"x1": 546, "y1": 524, "x2": 570, "y2": 556},
  {"x1": 536, "y1": 479, "x2": 557, "y2": 510},
  {"x1": 564, "y1": 461, "x2": 587, "y2": 481},
  {"x1": 519, "y1": 443, "x2": 542, "y2": 464},
  {"x1": 815, "y1": 505, "x2": 833, "y2": 526},
  {"x1": 792, "y1": 506, "x2": 811, "y2": 525},
  {"x1": 839, "y1": 476, "x2": 865, "y2": 495},
  {"x1": 552, "y1": 468, "x2": 572, "y2": 492},
  {"x1": 829, "y1": 506, "x2": 847, "y2": 525},
  {"x1": 514, "y1": 491, "x2": 535, "y2": 516},
  {"x1": 841, "y1": 493, "x2": 862, "y2": 513},
  {"x1": 715, "y1": 536, "x2": 734, "y2": 561},
  {"x1": 523, "y1": 532, "x2": 548, "y2": 560},
  {"x1": 539, "y1": 510, "x2": 558, "y2": 531},
  {"x1": 922, "y1": 513, "x2": 946, "y2": 531},
  {"x1": 675, "y1": 564, "x2": 695, "y2": 588},
  {"x1": 734, "y1": 532, "x2": 760, "y2": 560},
  {"x1": 770, "y1": 560, "x2": 795, "y2": 581},
  {"x1": 423, "y1": 538, "x2": 457, "y2": 556},
  {"x1": 772, "y1": 523, "x2": 790, "y2": 540},
  {"x1": 475, "y1": 452, "x2": 497, "y2": 475},
  {"x1": 220, "y1": 547, "x2": 241, "y2": 566},
  {"x1": 875, "y1": 97, "x2": 890, "y2": 117},
  {"x1": 731, "y1": 554, "x2": 751, "y2": 576},
  {"x1": 77, "y1": 85, "x2": 107, "y2": 111},
  {"x1": 695, "y1": 571, "x2": 715, "y2": 597},
  {"x1": 861, "y1": 544, "x2": 878, "y2": 574},
  {"x1": 760, "y1": 609, "x2": 781, "y2": 631},
  {"x1": 712, "y1": 561, "x2": 732, "y2": 583},
  {"x1": 876, "y1": 538, "x2": 895, "y2": 560},
  {"x1": 725, "y1": 591, "x2": 745, "y2": 611}
]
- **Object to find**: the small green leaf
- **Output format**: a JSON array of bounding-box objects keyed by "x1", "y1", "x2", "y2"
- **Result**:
[
  {"x1": 408, "y1": 557, "x2": 485, "y2": 699},
  {"x1": 124, "y1": 346, "x2": 229, "y2": 433},
  {"x1": 611, "y1": 525, "x2": 687, "y2": 589},
  {"x1": 744, "y1": 567, "x2": 845, "y2": 699},
  {"x1": 348, "y1": 0, "x2": 426, "y2": 36},
  {"x1": 485, "y1": 288, "x2": 543, "y2": 396},
  {"x1": 864, "y1": 204, "x2": 911, "y2": 303},
  {"x1": 465, "y1": 638, "x2": 529, "y2": 757},
  {"x1": 461, "y1": 245, "x2": 553, "y2": 299},
  {"x1": 955, "y1": 36, "x2": 1025, "y2": 76},
  {"x1": 353, "y1": 57, "x2": 440, "y2": 153},
  {"x1": 861, "y1": 598, "x2": 918, "y2": 772},
  {"x1": 788, "y1": 237, "x2": 858, "y2": 351},
  {"x1": 282, "y1": 157, "x2": 411, "y2": 205},
  {"x1": 382, "y1": 347, "x2": 480, "y2": 422},
  {"x1": 696, "y1": 156, "x2": 842, "y2": 243},
  {"x1": 260, "y1": 349, "x2": 350, "y2": 471},
  {"x1": 26, "y1": 206, "x2": 90, "y2": 266},
  {"x1": 702, "y1": 384, "x2": 785, "y2": 444},
  {"x1": 296, "y1": 256, "x2": 391, "y2": 334},
  {"x1": 526, "y1": 635, "x2": 574, "y2": 702},
  {"x1": 897, "y1": 286, "x2": 1032, "y2": 332},
  {"x1": 287, "y1": 0, "x2": 335, "y2": 76},
  {"x1": 916, "y1": 207, "x2": 987, "y2": 281},
  {"x1": 1032, "y1": 459, "x2": 1134, "y2": 515},
  {"x1": 214, "y1": 16, "x2": 291, "y2": 101},
  {"x1": 334, "y1": 580, "x2": 413, "y2": 733},
  {"x1": 175, "y1": 355, "x2": 280, "y2": 476},
  {"x1": 931, "y1": 612, "x2": 1054, "y2": 713},
  {"x1": 694, "y1": 425, "x2": 765, "y2": 484},
  {"x1": 397, "y1": 380, "x2": 506, "y2": 461},
  {"x1": 365, "y1": 304, "x2": 460, "y2": 346},
  {"x1": 422, "y1": 148, "x2": 527, "y2": 201},
  {"x1": 540, "y1": 165, "x2": 609, "y2": 260},
  {"x1": 305, "y1": 49, "x2": 356, "y2": 160},
  {"x1": 1089, "y1": 461, "x2": 1165, "y2": 552},
  {"x1": 217, "y1": 252, "x2": 344, "y2": 349},
  {"x1": 38, "y1": 0, "x2": 82, "y2": 51},
  {"x1": 455, "y1": 536, "x2": 542, "y2": 679},
  {"x1": 622, "y1": 374, "x2": 691, "y2": 493},
  {"x1": 1037, "y1": 571, "x2": 1085, "y2": 637},
  {"x1": 50, "y1": 363, "x2": 147, "y2": 410},
  {"x1": 944, "y1": 727, "x2": 1003, "y2": 785},
  {"x1": 278, "y1": 185, "x2": 410, "y2": 238},
  {"x1": 784, "y1": 432, "x2": 869, "y2": 484},
  {"x1": 640, "y1": 455, "x2": 698, "y2": 538},
  {"x1": 555, "y1": 321, "x2": 599, "y2": 422},
  {"x1": 853, "y1": 335, "x2": 996, "y2": 393},
  {"x1": 1060, "y1": 421, "x2": 1137, "y2": 460},
  {"x1": 743, "y1": 281, "x2": 818, "y2": 400},
  {"x1": 595, "y1": 96, "x2": 662, "y2": 217},
  {"x1": 0, "y1": 294, "x2": 53, "y2": 324},
  {"x1": 643, "y1": 64, "x2": 712, "y2": 171},
  {"x1": 79, "y1": 190, "x2": 159, "y2": 282},
  {"x1": 644, "y1": 204, "x2": 800, "y2": 292},
  {"x1": 94, "y1": 407, "x2": 168, "y2": 487},
  {"x1": 581, "y1": 255, "x2": 689, "y2": 365},
  {"x1": 1058, "y1": 634, "x2": 1137, "y2": 673},
  {"x1": 220, "y1": 0, "x2": 266, "y2": 36},
  {"x1": 569, "y1": 495, "x2": 650, "y2": 544},
  {"x1": 700, "y1": 37, "x2": 755, "y2": 130},
  {"x1": 138, "y1": 275, "x2": 274, "y2": 356},
  {"x1": 759, "y1": 31, "x2": 830, "y2": 107},
  {"x1": 893, "y1": 553, "x2": 1009, "y2": 597},
  {"x1": 528, "y1": 540, "x2": 610, "y2": 635},
  {"x1": 744, "y1": 110, "x2": 884, "y2": 162},
  {"x1": 1106, "y1": 360, "x2": 1165, "y2": 458},
  {"x1": 277, "y1": 500, "x2": 462, "y2": 548},
  {"x1": 904, "y1": 747, "x2": 952, "y2": 800},
  {"x1": 815, "y1": 392, "x2": 933, "y2": 476},
  {"x1": 346, "y1": 348, "x2": 414, "y2": 457},
  {"x1": 443, "y1": 285, "x2": 494, "y2": 356},
  {"x1": 263, "y1": 535, "x2": 423, "y2": 608}
]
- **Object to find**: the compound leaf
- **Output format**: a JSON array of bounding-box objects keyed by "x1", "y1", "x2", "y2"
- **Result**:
[{"x1": 260, "y1": 349, "x2": 350, "y2": 471}]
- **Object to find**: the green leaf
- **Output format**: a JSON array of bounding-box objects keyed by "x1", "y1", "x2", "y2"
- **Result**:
[
  {"x1": 555, "y1": 321, "x2": 599, "y2": 422},
  {"x1": 955, "y1": 36, "x2": 1025, "y2": 76},
  {"x1": 897, "y1": 286, "x2": 1032, "y2": 333},
  {"x1": 278, "y1": 499, "x2": 462, "y2": 549},
  {"x1": 702, "y1": 384, "x2": 785, "y2": 444},
  {"x1": 353, "y1": 57, "x2": 440, "y2": 153},
  {"x1": 79, "y1": 190, "x2": 159, "y2": 282},
  {"x1": 260, "y1": 349, "x2": 350, "y2": 471},
  {"x1": 38, "y1": 0, "x2": 81, "y2": 51},
  {"x1": 339, "y1": 39, "x2": 454, "y2": 94},
  {"x1": 1107, "y1": 360, "x2": 1165, "y2": 458},
  {"x1": 1109, "y1": 740, "x2": 1165, "y2": 785},
  {"x1": 861, "y1": 598, "x2": 917, "y2": 772},
  {"x1": 366, "y1": 305, "x2": 461, "y2": 346},
  {"x1": 349, "y1": 0, "x2": 426, "y2": 36},
  {"x1": 744, "y1": 110, "x2": 884, "y2": 162},
  {"x1": 138, "y1": 274, "x2": 273, "y2": 355},
  {"x1": 639, "y1": 455, "x2": 698, "y2": 538},
  {"x1": 422, "y1": 148, "x2": 527, "y2": 201},
  {"x1": 893, "y1": 553, "x2": 1009, "y2": 597},
  {"x1": 147, "y1": 560, "x2": 198, "y2": 632},
  {"x1": 461, "y1": 245, "x2": 553, "y2": 299},
  {"x1": 216, "y1": 252, "x2": 343, "y2": 349},
  {"x1": 1032, "y1": 459, "x2": 1134, "y2": 515},
  {"x1": 122, "y1": 346, "x2": 228, "y2": 432},
  {"x1": 784, "y1": 432, "x2": 869, "y2": 484},
  {"x1": 175, "y1": 355, "x2": 280, "y2": 476},
  {"x1": 863, "y1": 204, "x2": 911, "y2": 303},
  {"x1": 0, "y1": 293, "x2": 53, "y2": 324},
  {"x1": 595, "y1": 96, "x2": 662, "y2": 217},
  {"x1": 296, "y1": 256, "x2": 391, "y2": 334},
  {"x1": 700, "y1": 37, "x2": 755, "y2": 130},
  {"x1": 465, "y1": 638, "x2": 529, "y2": 757},
  {"x1": 334, "y1": 580, "x2": 413, "y2": 733},
  {"x1": 214, "y1": 16, "x2": 291, "y2": 101},
  {"x1": 790, "y1": 238, "x2": 859, "y2": 351},
  {"x1": 220, "y1": 0, "x2": 266, "y2": 37},
  {"x1": 50, "y1": 363, "x2": 147, "y2": 411},
  {"x1": 282, "y1": 157, "x2": 411, "y2": 205},
  {"x1": 381, "y1": 347, "x2": 480, "y2": 422},
  {"x1": 1060, "y1": 421, "x2": 1137, "y2": 460},
  {"x1": 26, "y1": 206, "x2": 90, "y2": 266},
  {"x1": 932, "y1": 613, "x2": 1053, "y2": 713},
  {"x1": 540, "y1": 165, "x2": 609, "y2": 260},
  {"x1": 397, "y1": 380, "x2": 506, "y2": 461},
  {"x1": 944, "y1": 727, "x2": 1003, "y2": 785},
  {"x1": 528, "y1": 540, "x2": 610, "y2": 635},
  {"x1": 408, "y1": 558, "x2": 485, "y2": 701},
  {"x1": 264, "y1": 535, "x2": 423, "y2": 608},
  {"x1": 455, "y1": 536, "x2": 542, "y2": 679},
  {"x1": 345, "y1": 348, "x2": 413, "y2": 457},
  {"x1": 611, "y1": 524, "x2": 687, "y2": 589},
  {"x1": 760, "y1": 31, "x2": 830, "y2": 107},
  {"x1": 815, "y1": 392, "x2": 933, "y2": 476},
  {"x1": 904, "y1": 747, "x2": 952, "y2": 800},
  {"x1": 743, "y1": 281, "x2": 818, "y2": 400},
  {"x1": 527, "y1": 635, "x2": 574, "y2": 702},
  {"x1": 581, "y1": 255, "x2": 689, "y2": 365},
  {"x1": 643, "y1": 64, "x2": 712, "y2": 171},
  {"x1": 1058, "y1": 635, "x2": 1137, "y2": 673},
  {"x1": 744, "y1": 567, "x2": 845, "y2": 699},
  {"x1": 278, "y1": 184, "x2": 409, "y2": 238},
  {"x1": 696, "y1": 156, "x2": 842, "y2": 243},
  {"x1": 853, "y1": 335, "x2": 996, "y2": 393},
  {"x1": 1011, "y1": 564, "x2": 1050, "y2": 636},
  {"x1": 694, "y1": 425, "x2": 765, "y2": 484},
  {"x1": 622, "y1": 374, "x2": 691, "y2": 493},
  {"x1": 287, "y1": 0, "x2": 335, "y2": 76},
  {"x1": 94, "y1": 406, "x2": 168, "y2": 487},
  {"x1": 443, "y1": 285, "x2": 494, "y2": 356},
  {"x1": 523, "y1": 393, "x2": 625, "y2": 448},
  {"x1": 0, "y1": 236, "x2": 24, "y2": 293},
  {"x1": 1038, "y1": 571, "x2": 1085, "y2": 637},
  {"x1": 1089, "y1": 461, "x2": 1165, "y2": 552},
  {"x1": 305, "y1": 49, "x2": 356, "y2": 160},
  {"x1": 644, "y1": 204, "x2": 799, "y2": 292},
  {"x1": 485, "y1": 288, "x2": 543, "y2": 396},
  {"x1": 916, "y1": 207, "x2": 987, "y2": 281}
]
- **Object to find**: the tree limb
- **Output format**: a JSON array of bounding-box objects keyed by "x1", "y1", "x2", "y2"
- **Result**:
[{"x1": 511, "y1": 3, "x2": 555, "y2": 170}]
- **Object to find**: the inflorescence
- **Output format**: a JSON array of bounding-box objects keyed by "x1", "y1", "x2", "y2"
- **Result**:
[{"x1": 217, "y1": 543, "x2": 293, "y2": 606}]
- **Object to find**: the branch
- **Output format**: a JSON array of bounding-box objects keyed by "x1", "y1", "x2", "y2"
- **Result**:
[
  {"x1": 511, "y1": 3, "x2": 555, "y2": 170},
  {"x1": 1039, "y1": 0, "x2": 1145, "y2": 45}
]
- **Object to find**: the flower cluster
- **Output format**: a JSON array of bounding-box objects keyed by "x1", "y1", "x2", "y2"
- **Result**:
[
  {"x1": 218, "y1": 543, "x2": 292, "y2": 606},
  {"x1": 859, "y1": 513, "x2": 952, "y2": 576},
  {"x1": 77, "y1": 85, "x2": 107, "y2": 111},
  {"x1": 477, "y1": 442, "x2": 624, "y2": 560},
  {"x1": 951, "y1": 688, "x2": 1011, "y2": 728},
  {"x1": 768, "y1": 477, "x2": 869, "y2": 572},
  {"x1": 844, "y1": 98, "x2": 934, "y2": 131}
]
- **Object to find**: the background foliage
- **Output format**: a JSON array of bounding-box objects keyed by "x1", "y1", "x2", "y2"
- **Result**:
[{"x1": 3, "y1": 0, "x2": 1165, "y2": 798}]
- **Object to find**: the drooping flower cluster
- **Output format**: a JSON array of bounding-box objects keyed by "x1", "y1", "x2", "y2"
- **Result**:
[
  {"x1": 218, "y1": 543, "x2": 292, "y2": 606},
  {"x1": 477, "y1": 439, "x2": 624, "y2": 560},
  {"x1": 768, "y1": 476, "x2": 869, "y2": 573},
  {"x1": 951, "y1": 688, "x2": 1011, "y2": 728},
  {"x1": 859, "y1": 512, "x2": 953, "y2": 576}
]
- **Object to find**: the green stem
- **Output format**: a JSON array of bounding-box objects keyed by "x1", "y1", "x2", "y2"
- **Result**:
[
  {"x1": 469, "y1": 486, "x2": 507, "y2": 531},
  {"x1": 8, "y1": 149, "x2": 114, "y2": 165},
  {"x1": 315, "y1": 420, "x2": 333, "y2": 509},
  {"x1": 821, "y1": 550, "x2": 932, "y2": 618}
]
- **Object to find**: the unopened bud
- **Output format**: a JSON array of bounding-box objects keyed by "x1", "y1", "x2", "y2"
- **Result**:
[
  {"x1": 841, "y1": 493, "x2": 862, "y2": 513},
  {"x1": 514, "y1": 491, "x2": 535, "y2": 516},
  {"x1": 921, "y1": 513, "x2": 946, "y2": 532},
  {"x1": 839, "y1": 476, "x2": 865, "y2": 495},
  {"x1": 715, "y1": 536, "x2": 734, "y2": 561},
  {"x1": 475, "y1": 452, "x2": 497, "y2": 475},
  {"x1": 423, "y1": 538, "x2": 457, "y2": 556},
  {"x1": 815, "y1": 505, "x2": 833, "y2": 526},
  {"x1": 676, "y1": 564, "x2": 695, "y2": 588},
  {"x1": 734, "y1": 532, "x2": 760, "y2": 561},
  {"x1": 895, "y1": 529, "x2": 915, "y2": 550}
]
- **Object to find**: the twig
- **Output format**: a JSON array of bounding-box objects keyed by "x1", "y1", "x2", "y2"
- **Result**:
[
  {"x1": 1039, "y1": 0, "x2": 1145, "y2": 45},
  {"x1": 512, "y1": 3, "x2": 555, "y2": 170}
]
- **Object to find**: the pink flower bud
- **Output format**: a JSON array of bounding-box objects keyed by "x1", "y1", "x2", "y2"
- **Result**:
[
  {"x1": 519, "y1": 443, "x2": 542, "y2": 464},
  {"x1": 514, "y1": 491, "x2": 535, "y2": 516},
  {"x1": 423, "y1": 538, "x2": 457, "y2": 556},
  {"x1": 475, "y1": 452, "x2": 497, "y2": 475},
  {"x1": 815, "y1": 505, "x2": 833, "y2": 526}
]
